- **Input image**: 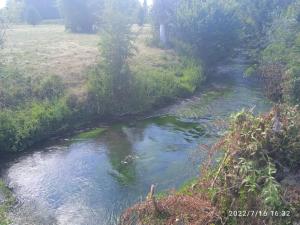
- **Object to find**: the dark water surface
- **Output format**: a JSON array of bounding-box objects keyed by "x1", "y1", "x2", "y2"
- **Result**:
[{"x1": 0, "y1": 58, "x2": 271, "y2": 225}]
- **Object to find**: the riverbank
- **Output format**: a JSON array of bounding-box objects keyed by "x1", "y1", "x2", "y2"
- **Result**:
[
  {"x1": 0, "y1": 180, "x2": 15, "y2": 225},
  {"x1": 120, "y1": 105, "x2": 300, "y2": 225}
]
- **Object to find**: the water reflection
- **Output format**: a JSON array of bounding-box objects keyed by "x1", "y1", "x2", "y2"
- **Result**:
[{"x1": 103, "y1": 128, "x2": 137, "y2": 185}]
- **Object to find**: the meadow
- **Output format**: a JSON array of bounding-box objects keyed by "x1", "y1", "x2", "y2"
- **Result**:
[{"x1": 0, "y1": 24, "x2": 185, "y2": 95}]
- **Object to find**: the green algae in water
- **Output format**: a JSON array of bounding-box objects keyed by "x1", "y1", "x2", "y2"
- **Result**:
[
  {"x1": 152, "y1": 116, "x2": 204, "y2": 130},
  {"x1": 74, "y1": 128, "x2": 107, "y2": 139},
  {"x1": 150, "y1": 116, "x2": 206, "y2": 138},
  {"x1": 174, "y1": 88, "x2": 233, "y2": 118}
]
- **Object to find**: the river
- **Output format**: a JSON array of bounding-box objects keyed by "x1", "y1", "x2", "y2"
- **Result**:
[{"x1": 0, "y1": 56, "x2": 271, "y2": 225}]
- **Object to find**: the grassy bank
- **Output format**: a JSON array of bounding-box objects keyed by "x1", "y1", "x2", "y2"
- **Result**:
[
  {"x1": 0, "y1": 180, "x2": 15, "y2": 225},
  {"x1": 0, "y1": 24, "x2": 205, "y2": 153},
  {"x1": 0, "y1": 24, "x2": 99, "y2": 92},
  {"x1": 121, "y1": 106, "x2": 300, "y2": 225}
]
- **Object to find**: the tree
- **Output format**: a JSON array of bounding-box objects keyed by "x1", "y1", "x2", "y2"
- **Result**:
[
  {"x1": 101, "y1": 0, "x2": 136, "y2": 105},
  {"x1": 25, "y1": 5, "x2": 42, "y2": 25},
  {"x1": 233, "y1": 0, "x2": 293, "y2": 48},
  {"x1": 152, "y1": 0, "x2": 178, "y2": 46},
  {"x1": 24, "y1": 0, "x2": 60, "y2": 20},
  {"x1": 58, "y1": 0, "x2": 93, "y2": 33},
  {"x1": 171, "y1": 0, "x2": 241, "y2": 64},
  {"x1": 88, "y1": 0, "x2": 137, "y2": 114},
  {"x1": 3, "y1": 0, "x2": 25, "y2": 23},
  {"x1": 0, "y1": 14, "x2": 7, "y2": 77},
  {"x1": 152, "y1": 0, "x2": 167, "y2": 45},
  {"x1": 0, "y1": 16, "x2": 6, "y2": 48},
  {"x1": 138, "y1": 0, "x2": 148, "y2": 26},
  {"x1": 57, "y1": 0, "x2": 106, "y2": 33}
]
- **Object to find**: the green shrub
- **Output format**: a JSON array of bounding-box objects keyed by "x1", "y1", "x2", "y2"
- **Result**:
[
  {"x1": 258, "y1": 2, "x2": 300, "y2": 105},
  {"x1": 0, "y1": 99, "x2": 72, "y2": 152},
  {"x1": 130, "y1": 56, "x2": 204, "y2": 112},
  {"x1": 205, "y1": 106, "x2": 300, "y2": 224},
  {"x1": 178, "y1": 58, "x2": 204, "y2": 95},
  {"x1": 0, "y1": 180, "x2": 14, "y2": 225},
  {"x1": 0, "y1": 69, "x2": 32, "y2": 108},
  {"x1": 284, "y1": 65, "x2": 300, "y2": 104},
  {"x1": 0, "y1": 69, "x2": 65, "y2": 109},
  {"x1": 34, "y1": 75, "x2": 65, "y2": 101}
]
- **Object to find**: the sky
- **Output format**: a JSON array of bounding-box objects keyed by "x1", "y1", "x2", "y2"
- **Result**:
[
  {"x1": 0, "y1": 0, "x2": 6, "y2": 9},
  {"x1": 0, "y1": 0, "x2": 152, "y2": 9}
]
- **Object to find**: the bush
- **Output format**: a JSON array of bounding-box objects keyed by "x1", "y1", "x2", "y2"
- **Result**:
[
  {"x1": 257, "y1": 1, "x2": 300, "y2": 105},
  {"x1": 0, "y1": 69, "x2": 65, "y2": 109},
  {"x1": 0, "y1": 99, "x2": 72, "y2": 152},
  {"x1": 87, "y1": 2, "x2": 136, "y2": 115},
  {"x1": 130, "y1": 56, "x2": 204, "y2": 112},
  {"x1": 0, "y1": 69, "x2": 32, "y2": 108},
  {"x1": 33, "y1": 75, "x2": 65, "y2": 101},
  {"x1": 203, "y1": 106, "x2": 300, "y2": 224},
  {"x1": 284, "y1": 65, "x2": 300, "y2": 104},
  {"x1": 88, "y1": 54, "x2": 204, "y2": 117},
  {"x1": 25, "y1": 6, "x2": 42, "y2": 25},
  {"x1": 57, "y1": 0, "x2": 95, "y2": 33}
]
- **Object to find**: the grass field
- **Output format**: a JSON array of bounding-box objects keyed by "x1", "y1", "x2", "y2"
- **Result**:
[
  {"x1": 1, "y1": 24, "x2": 99, "y2": 90},
  {"x1": 0, "y1": 24, "x2": 180, "y2": 94}
]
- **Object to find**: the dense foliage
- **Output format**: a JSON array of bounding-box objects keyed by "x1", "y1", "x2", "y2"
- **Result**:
[
  {"x1": 257, "y1": 1, "x2": 300, "y2": 104},
  {"x1": 0, "y1": 181, "x2": 14, "y2": 225},
  {"x1": 24, "y1": 0, "x2": 60, "y2": 20},
  {"x1": 57, "y1": 0, "x2": 98, "y2": 33},
  {"x1": 150, "y1": 0, "x2": 297, "y2": 65},
  {"x1": 0, "y1": 69, "x2": 75, "y2": 152},
  {"x1": 87, "y1": 0, "x2": 136, "y2": 114},
  {"x1": 171, "y1": 0, "x2": 240, "y2": 64},
  {"x1": 2, "y1": 0, "x2": 60, "y2": 23},
  {"x1": 151, "y1": 0, "x2": 242, "y2": 63},
  {"x1": 0, "y1": 99, "x2": 72, "y2": 152},
  {"x1": 0, "y1": 69, "x2": 65, "y2": 109},
  {"x1": 204, "y1": 106, "x2": 300, "y2": 225},
  {"x1": 57, "y1": 0, "x2": 140, "y2": 33}
]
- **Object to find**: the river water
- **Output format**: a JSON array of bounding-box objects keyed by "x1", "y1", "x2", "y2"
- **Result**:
[{"x1": 0, "y1": 57, "x2": 271, "y2": 225}]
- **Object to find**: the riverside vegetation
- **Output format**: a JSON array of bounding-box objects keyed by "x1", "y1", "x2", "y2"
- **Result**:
[{"x1": 0, "y1": 0, "x2": 300, "y2": 225}]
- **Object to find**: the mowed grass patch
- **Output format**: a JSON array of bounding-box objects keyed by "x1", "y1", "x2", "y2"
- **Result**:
[
  {"x1": 1, "y1": 24, "x2": 99, "y2": 90},
  {"x1": 1, "y1": 24, "x2": 188, "y2": 97}
]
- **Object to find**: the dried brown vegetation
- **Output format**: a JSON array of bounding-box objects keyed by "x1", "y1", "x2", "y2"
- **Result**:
[{"x1": 121, "y1": 192, "x2": 220, "y2": 225}]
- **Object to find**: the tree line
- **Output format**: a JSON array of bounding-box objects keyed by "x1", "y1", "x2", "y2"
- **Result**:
[{"x1": 1, "y1": 0, "x2": 148, "y2": 32}]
